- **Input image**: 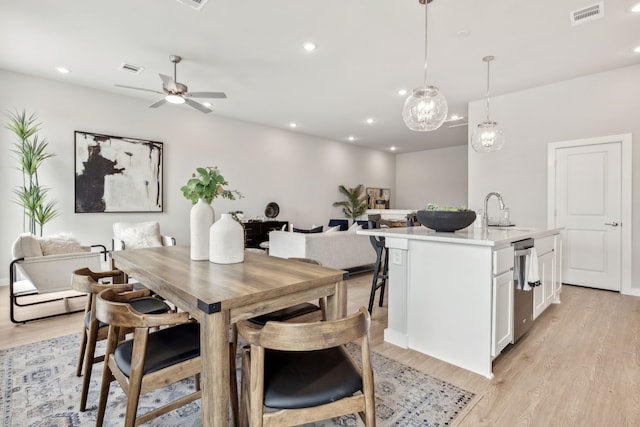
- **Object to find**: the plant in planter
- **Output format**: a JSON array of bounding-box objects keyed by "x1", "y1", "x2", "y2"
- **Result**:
[
  {"x1": 6, "y1": 109, "x2": 59, "y2": 236},
  {"x1": 180, "y1": 166, "x2": 242, "y2": 204},
  {"x1": 332, "y1": 184, "x2": 368, "y2": 222},
  {"x1": 181, "y1": 166, "x2": 242, "y2": 261}
]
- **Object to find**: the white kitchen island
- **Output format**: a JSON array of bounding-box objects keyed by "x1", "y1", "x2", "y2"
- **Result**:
[{"x1": 358, "y1": 226, "x2": 562, "y2": 378}]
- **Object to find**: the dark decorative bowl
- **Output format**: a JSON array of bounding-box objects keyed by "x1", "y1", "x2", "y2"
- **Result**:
[{"x1": 416, "y1": 210, "x2": 476, "y2": 232}]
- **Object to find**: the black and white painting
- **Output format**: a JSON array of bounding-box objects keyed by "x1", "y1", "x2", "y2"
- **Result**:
[{"x1": 75, "y1": 131, "x2": 163, "y2": 213}]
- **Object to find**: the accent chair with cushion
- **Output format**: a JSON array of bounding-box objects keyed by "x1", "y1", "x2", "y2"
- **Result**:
[
  {"x1": 237, "y1": 307, "x2": 376, "y2": 426},
  {"x1": 9, "y1": 232, "x2": 106, "y2": 323},
  {"x1": 112, "y1": 221, "x2": 175, "y2": 251}
]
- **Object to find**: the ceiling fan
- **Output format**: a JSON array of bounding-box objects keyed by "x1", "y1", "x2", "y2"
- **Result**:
[{"x1": 115, "y1": 55, "x2": 226, "y2": 113}]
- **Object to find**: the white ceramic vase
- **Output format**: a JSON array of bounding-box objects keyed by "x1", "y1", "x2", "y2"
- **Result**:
[
  {"x1": 190, "y1": 199, "x2": 215, "y2": 260},
  {"x1": 209, "y1": 213, "x2": 245, "y2": 264}
]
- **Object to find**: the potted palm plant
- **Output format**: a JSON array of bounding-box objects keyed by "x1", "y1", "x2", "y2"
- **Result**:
[
  {"x1": 332, "y1": 184, "x2": 369, "y2": 223},
  {"x1": 6, "y1": 109, "x2": 59, "y2": 236}
]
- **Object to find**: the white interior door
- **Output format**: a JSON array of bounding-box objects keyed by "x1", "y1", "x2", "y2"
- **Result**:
[{"x1": 554, "y1": 142, "x2": 621, "y2": 291}]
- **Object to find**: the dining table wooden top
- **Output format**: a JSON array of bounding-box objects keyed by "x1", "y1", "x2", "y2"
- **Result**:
[{"x1": 113, "y1": 245, "x2": 346, "y2": 314}]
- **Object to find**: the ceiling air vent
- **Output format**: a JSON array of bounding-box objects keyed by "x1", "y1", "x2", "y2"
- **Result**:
[
  {"x1": 175, "y1": 0, "x2": 209, "y2": 11},
  {"x1": 570, "y1": 2, "x2": 604, "y2": 26},
  {"x1": 118, "y1": 63, "x2": 144, "y2": 74}
]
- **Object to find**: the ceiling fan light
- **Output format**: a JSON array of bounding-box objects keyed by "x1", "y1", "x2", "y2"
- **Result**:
[
  {"x1": 402, "y1": 85, "x2": 448, "y2": 131},
  {"x1": 165, "y1": 94, "x2": 185, "y2": 104},
  {"x1": 470, "y1": 121, "x2": 505, "y2": 152}
]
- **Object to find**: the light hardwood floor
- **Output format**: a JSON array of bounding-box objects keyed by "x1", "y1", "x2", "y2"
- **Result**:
[{"x1": 2, "y1": 274, "x2": 639, "y2": 426}]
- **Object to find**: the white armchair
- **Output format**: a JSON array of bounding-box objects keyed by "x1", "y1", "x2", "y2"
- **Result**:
[
  {"x1": 9, "y1": 233, "x2": 106, "y2": 323},
  {"x1": 111, "y1": 222, "x2": 175, "y2": 283},
  {"x1": 112, "y1": 221, "x2": 176, "y2": 251}
]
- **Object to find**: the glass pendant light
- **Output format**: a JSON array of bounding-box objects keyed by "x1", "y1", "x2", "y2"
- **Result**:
[
  {"x1": 402, "y1": 0, "x2": 448, "y2": 131},
  {"x1": 470, "y1": 56, "x2": 505, "y2": 152}
]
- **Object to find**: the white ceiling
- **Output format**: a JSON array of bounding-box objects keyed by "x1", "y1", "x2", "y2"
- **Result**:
[{"x1": 1, "y1": 0, "x2": 639, "y2": 153}]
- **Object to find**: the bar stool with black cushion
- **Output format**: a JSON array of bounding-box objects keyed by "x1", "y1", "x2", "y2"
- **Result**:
[
  {"x1": 367, "y1": 214, "x2": 388, "y2": 313},
  {"x1": 71, "y1": 267, "x2": 171, "y2": 412},
  {"x1": 247, "y1": 257, "x2": 326, "y2": 326},
  {"x1": 94, "y1": 288, "x2": 203, "y2": 427},
  {"x1": 237, "y1": 307, "x2": 376, "y2": 426}
]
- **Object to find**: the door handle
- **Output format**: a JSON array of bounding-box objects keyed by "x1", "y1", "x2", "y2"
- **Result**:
[{"x1": 604, "y1": 222, "x2": 619, "y2": 227}]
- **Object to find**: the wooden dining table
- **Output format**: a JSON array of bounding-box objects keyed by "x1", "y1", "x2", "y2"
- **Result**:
[{"x1": 112, "y1": 245, "x2": 347, "y2": 426}]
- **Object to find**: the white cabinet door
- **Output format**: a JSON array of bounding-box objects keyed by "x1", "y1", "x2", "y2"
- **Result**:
[
  {"x1": 533, "y1": 250, "x2": 554, "y2": 319},
  {"x1": 492, "y1": 270, "x2": 514, "y2": 358}
]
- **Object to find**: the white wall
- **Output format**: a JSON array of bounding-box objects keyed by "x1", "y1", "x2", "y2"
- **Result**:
[
  {"x1": 0, "y1": 70, "x2": 395, "y2": 281},
  {"x1": 468, "y1": 64, "x2": 640, "y2": 292},
  {"x1": 395, "y1": 145, "x2": 468, "y2": 210}
]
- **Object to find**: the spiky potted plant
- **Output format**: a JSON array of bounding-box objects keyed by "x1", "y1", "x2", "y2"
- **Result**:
[
  {"x1": 6, "y1": 109, "x2": 59, "y2": 236},
  {"x1": 332, "y1": 184, "x2": 369, "y2": 223}
]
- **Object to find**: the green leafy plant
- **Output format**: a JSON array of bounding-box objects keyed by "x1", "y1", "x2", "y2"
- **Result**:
[
  {"x1": 180, "y1": 166, "x2": 242, "y2": 205},
  {"x1": 6, "y1": 109, "x2": 59, "y2": 236},
  {"x1": 425, "y1": 203, "x2": 470, "y2": 212},
  {"x1": 332, "y1": 184, "x2": 369, "y2": 221}
]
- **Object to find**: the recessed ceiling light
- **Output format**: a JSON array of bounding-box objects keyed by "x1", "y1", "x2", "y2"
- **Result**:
[
  {"x1": 366, "y1": 118, "x2": 374, "y2": 124},
  {"x1": 56, "y1": 67, "x2": 70, "y2": 74},
  {"x1": 347, "y1": 136, "x2": 355, "y2": 141},
  {"x1": 302, "y1": 42, "x2": 317, "y2": 52},
  {"x1": 630, "y1": 3, "x2": 640, "y2": 13},
  {"x1": 202, "y1": 102, "x2": 212, "y2": 107},
  {"x1": 450, "y1": 114, "x2": 464, "y2": 121},
  {"x1": 634, "y1": 45, "x2": 640, "y2": 53},
  {"x1": 289, "y1": 122, "x2": 297, "y2": 128},
  {"x1": 456, "y1": 29, "x2": 471, "y2": 38},
  {"x1": 397, "y1": 89, "x2": 408, "y2": 96},
  {"x1": 390, "y1": 146, "x2": 397, "y2": 151}
]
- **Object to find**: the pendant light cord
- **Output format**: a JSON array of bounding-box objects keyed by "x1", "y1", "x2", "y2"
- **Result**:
[
  {"x1": 423, "y1": 1, "x2": 429, "y2": 86},
  {"x1": 485, "y1": 58, "x2": 491, "y2": 122}
]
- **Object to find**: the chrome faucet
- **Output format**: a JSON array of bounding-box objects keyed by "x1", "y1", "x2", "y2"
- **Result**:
[{"x1": 483, "y1": 192, "x2": 505, "y2": 228}]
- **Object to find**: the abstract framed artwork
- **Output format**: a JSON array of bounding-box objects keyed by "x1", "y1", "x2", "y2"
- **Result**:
[
  {"x1": 366, "y1": 187, "x2": 390, "y2": 209},
  {"x1": 74, "y1": 131, "x2": 163, "y2": 213}
]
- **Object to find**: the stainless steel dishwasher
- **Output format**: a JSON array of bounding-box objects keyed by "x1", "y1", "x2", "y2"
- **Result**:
[{"x1": 512, "y1": 238, "x2": 536, "y2": 342}]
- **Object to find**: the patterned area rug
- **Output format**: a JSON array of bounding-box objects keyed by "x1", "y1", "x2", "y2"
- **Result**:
[{"x1": 0, "y1": 334, "x2": 475, "y2": 426}]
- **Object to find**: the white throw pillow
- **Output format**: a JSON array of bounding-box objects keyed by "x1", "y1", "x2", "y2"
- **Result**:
[
  {"x1": 11, "y1": 233, "x2": 43, "y2": 258},
  {"x1": 348, "y1": 222, "x2": 362, "y2": 232},
  {"x1": 39, "y1": 233, "x2": 86, "y2": 256},
  {"x1": 113, "y1": 221, "x2": 163, "y2": 249},
  {"x1": 325, "y1": 225, "x2": 341, "y2": 233}
]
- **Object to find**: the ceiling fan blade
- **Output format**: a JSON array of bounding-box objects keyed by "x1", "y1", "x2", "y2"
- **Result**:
[
  {"x1": 185, "y1": 91, "x2": 227, "y2": 99},
  {"x1": 149, "y1": 98, "x2": 167, "y2": 108},
  {"x1": 115, "y1": 84, "x2": 164, "y2": 95},
  {"x1": 159, "y1": 73, "x2": 177, "y2": 91},
  {"x1": 184, "y1": 98, "x2": 212, "y2": 114}
]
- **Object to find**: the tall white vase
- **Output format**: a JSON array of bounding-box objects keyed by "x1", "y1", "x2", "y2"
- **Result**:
[
  {"x1": 209, "y1": 213, "x2": 245, "y2": 264},
  {"x1": 190, "y1": 199, "x2": 214, "y2": 260}
]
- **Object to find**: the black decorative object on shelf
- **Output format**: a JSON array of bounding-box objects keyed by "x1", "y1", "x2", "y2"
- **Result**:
[
  {"x1": 265, "y1": 202, "x2": 280, "y2": 219},
  {"x1": 416, "y1": 210, "x2": 476, "y2": 232}
]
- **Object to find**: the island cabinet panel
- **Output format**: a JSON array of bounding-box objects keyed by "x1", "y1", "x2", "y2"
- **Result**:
[
  {"x1": 405, "y1": 240, "x2": 494, "y2": 378},
  {"x1": 533, "y1": 235, "x2": 558, "y2": 319},
  {"x1": 492, "y1": 246, "x2": 514, "y2": 358}
]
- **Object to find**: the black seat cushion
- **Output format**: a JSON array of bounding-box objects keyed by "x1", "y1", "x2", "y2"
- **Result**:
[
  {"x1": 248, "y1": 302, "x2": 321, "y2": 326},
  {"x1": 262, "y1": 345, "x2": 362, "y2": 409},
  {"x1": 86, "y1": 297, "x2": 170, "y2": 330},
  {"x1": 114, "y1": 322, "x2": 200, "y2": 378}
]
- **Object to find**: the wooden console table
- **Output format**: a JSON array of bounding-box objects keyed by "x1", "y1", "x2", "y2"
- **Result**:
[{"x1": 243, "y1": 220, "x2": 288, "y2": 248}]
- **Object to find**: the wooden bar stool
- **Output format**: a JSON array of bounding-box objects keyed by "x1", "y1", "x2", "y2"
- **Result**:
[{"x1": 367, "y1": 215, "x2": 388, "y2": 313}]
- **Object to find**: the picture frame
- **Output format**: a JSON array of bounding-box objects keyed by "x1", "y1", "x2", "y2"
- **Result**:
[
  {"x1": 74, "y1": 131, "x2": 163, "y2": 213},
  {"x1": 366, "y1": 187, "x2": 390, "y2": 209}
]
